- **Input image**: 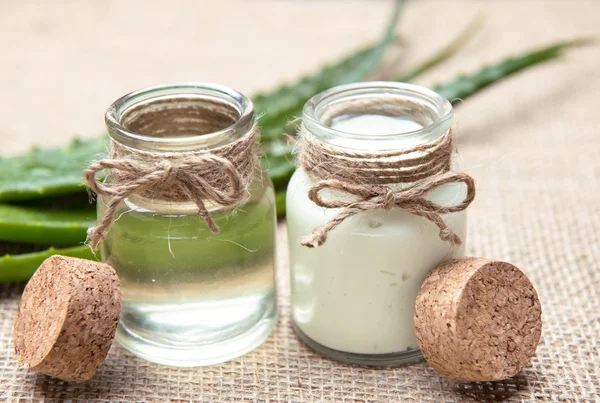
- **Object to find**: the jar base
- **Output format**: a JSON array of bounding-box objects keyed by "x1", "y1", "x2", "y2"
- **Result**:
[
  {"x1": 114, "y1": 302, "x2": 278, "y2": 367},
  {"x1": 292, "y1": 321, "x2": 424, "y2": 367}
]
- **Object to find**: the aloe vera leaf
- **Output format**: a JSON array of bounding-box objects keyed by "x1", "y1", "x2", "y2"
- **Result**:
[
  {"x1": 434, "y1": 38, "x2": 594, "y2": 103},
  {"x1": 0, "y1": 136, "x2": 108, "y2": 202},
  {"x1": 18, "y1": 192, "x2": 94, "y2": 210},
  {"x1": 396, "y1": 17, "x2": 483, "y2": 82},
  {"x1": 254, "y1": 46, "x2": 374, "y2": 120},
  {"x1": 0, "y1": 205, "x2": 95, "y2": 245},
  {"x1": 276, "y1": 190, "x2": 286, "y2": 219},
  {"x1": 263, "y1": 146, "x2": 295, "y2": 185},
  {"x1": 337, "y1": 0, "x2": 402, "y2": 84},
  {"x1": 257, "y1": 0, "x2": 402, "y2": 142},
  {"x1": 0, "y1": 245, "x2": 96, "y2": 283}
]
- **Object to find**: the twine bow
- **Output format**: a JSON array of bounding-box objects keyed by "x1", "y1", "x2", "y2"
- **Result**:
[
  {"x1": 84, "y1": 120, "x2": 258, "y2": 251},
  {"x1": 85, "y1": 154, "x2": 247, "y2": 251},
  {"x1": 301, "y1": 172, "x2": 476, "y2": 248},
  {"x1": 296, "y1": 101, "x2": 476, "y2": 248}
]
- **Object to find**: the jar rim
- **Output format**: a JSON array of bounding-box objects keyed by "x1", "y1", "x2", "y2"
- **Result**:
[
  {"x1": 105, "y1": 82, "x2": 255, "y2": 152},
  {"x1": 302, "y1": 81, "x2": 453, "y2": 149}
]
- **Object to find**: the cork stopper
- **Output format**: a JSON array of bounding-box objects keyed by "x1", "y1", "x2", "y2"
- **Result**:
[
  {"x1": 414, "y1": 257, "x2": 542, "y2": 382},
  {"x1": 13, "y1": 255, "x2": 121, "y2": 383}
]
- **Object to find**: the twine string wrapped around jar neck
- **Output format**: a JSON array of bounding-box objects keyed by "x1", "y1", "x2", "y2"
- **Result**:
[
  {"x1": 297, "y1": 121, "x2": 476, "y2": 248},
  {"x1": 85, "y1": 122, "x2": 258, "y2": 251}
]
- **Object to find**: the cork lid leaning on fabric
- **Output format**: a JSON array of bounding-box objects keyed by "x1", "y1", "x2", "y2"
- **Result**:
[
  {"x1": 13, "y1": 255, "x2": 122, "y2": 383},
  {"x1": 414, "y1": 257, "x2": 542, "y2": 382}
]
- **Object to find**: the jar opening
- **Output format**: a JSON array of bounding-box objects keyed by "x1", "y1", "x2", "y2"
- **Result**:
[
  {"x1": 121, "y1": 97, "x2": 240, "y2": 138},
  {"x1": 302, "y1": 82, "x2": 453, "y2": 151},
  {"x1": 106, "y1": 83, "x2": 254, "y2": 152}
]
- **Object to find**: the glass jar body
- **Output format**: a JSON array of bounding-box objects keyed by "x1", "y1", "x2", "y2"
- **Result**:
[
  {"x1": 100, "y1": 83, "x2": 278, "y2": 366},
  {"x1": 100, "y1": 170, "x2": 277, "y2": 366}
]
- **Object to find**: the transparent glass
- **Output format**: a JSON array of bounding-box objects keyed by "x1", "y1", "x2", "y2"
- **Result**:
[
  {"x1": 101, "y1": 83, "x2": 278, "y2": 367},
  {"x1": 287, "y1": 82, "x2": 467, "y2": 366}
]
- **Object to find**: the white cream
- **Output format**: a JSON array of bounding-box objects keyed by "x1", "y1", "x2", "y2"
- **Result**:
[
  {"x1": 287, "y1": 114, "x2": 467, "y2": 355},
  {"x1": 332, "y1": 114, "x2": 423, "y2": 135}
]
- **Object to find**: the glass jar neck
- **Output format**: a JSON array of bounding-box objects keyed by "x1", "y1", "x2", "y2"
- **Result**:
[
  {"x1": 105, "y1": 83, "x2": 255, "y2": 153},
  {"x1": 301, "y1": 81, "x2": 453, "y2": 152}
]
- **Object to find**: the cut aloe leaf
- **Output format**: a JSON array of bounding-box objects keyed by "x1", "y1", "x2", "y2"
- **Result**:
[
  {"x1": 0, "y1": 136, "x2": 108, "y2": 202},
  {"x1": 0, "y1": 245, "x2": 96, "y2": 283},
  {"x1": 434, "y1": 38, "x2": 593, "y2": 103},
  {"x1": 0, "y1": 205, "x2": 95, "y2": 245}
]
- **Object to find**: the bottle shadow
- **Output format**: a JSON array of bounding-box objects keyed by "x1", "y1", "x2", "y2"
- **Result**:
[
  {"x1": 450, "y1": 369, "x2": 542, "y2": 402},
  {"x1": 31, "y1": 346, "x2": 143, "y2": 401}
]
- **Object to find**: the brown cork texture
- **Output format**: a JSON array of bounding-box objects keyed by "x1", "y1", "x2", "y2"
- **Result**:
[
  {"x1": 414, "y1": 257, "x2": 542, "y2": 382},
  {"x1": 13, "y1": 255, "x2": 122, "y2": 383}
]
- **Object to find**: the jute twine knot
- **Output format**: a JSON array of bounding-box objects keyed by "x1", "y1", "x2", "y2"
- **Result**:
[
  {"x1": 85, "y1": 123, "x2": 258, "y2": 251},
  {"x1": 297, "y1": 121, "x2": 476, "y2": 248}
]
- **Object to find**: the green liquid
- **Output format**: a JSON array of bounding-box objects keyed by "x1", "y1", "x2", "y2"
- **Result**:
[{"x1": 100, "y1": 178, "x2": 278, "y2": 366}]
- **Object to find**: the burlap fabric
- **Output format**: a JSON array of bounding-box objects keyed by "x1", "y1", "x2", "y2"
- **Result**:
[{"x1": 1, "y1": 1, "x2": 598, "y2": 401}]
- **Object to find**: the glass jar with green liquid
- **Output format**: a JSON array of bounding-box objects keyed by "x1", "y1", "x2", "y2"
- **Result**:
[{"x1": 100, "y1": 83, "x2": 278, "y2": 366}]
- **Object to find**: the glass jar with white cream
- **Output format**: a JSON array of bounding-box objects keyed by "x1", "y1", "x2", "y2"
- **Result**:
[{"x1": 286, "y1": 82, "x2": 472, "y2": 366}]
